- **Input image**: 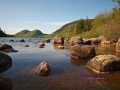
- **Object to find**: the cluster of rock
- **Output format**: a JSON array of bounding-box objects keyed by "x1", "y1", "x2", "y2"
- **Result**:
[{"x1": 52, "y1": 35, "x2": 120, "y2": 74}]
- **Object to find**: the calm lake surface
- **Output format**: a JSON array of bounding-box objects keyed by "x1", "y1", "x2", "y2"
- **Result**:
[{"x1": 1, "y1": 37, "x2": 120, "y2": 90}]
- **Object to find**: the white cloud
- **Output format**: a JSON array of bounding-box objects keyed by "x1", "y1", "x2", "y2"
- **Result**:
[{"x1": 45, "y1": 21, "x2": 70, "y2": 26}]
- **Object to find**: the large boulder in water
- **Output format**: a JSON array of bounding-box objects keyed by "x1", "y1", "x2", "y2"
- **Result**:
[
  {"x1": 86, "y1": 55, "x2": 120, "y2": 74},
  {"x1": 0, "y1": 44, "x2": 12, "y2": 51},
  {"x1": 116, "y1": 38, "x2": 120, "y2": 52},
  {"x1": 70, "y1": 36, "x2": 83, "y2": 45},
  {"x1": 0, "y1": 52, "x2": 12, "y2": 73},
  {"x1": 0, "y1": 75, "x2": 13, "y2": 90},
  {"x1": 53, "y1": 36, "x2": 64, "y2": 44},
  {"x1": 35, "y1": 61, "x2": 51, "y2": 76},
  {"x1": 70, "y1": 45, "x2": 96, "y2": 59},
  {"x1": 0, "y1": 44, "x2": 18, "y2": 52}
]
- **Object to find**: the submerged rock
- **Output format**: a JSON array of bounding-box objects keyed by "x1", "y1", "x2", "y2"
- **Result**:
[
  {"x1": 0, "y1": 52, "x2": 12, "y2": 73},
  {"x1": 0, "y1": 75, "x2": 13, "y2": 90},
  {"x1": 35, "y1": 61, "x2": 51, "y2": 76},
  {"x1": 53, "y1": 36, "x2": 64, "y2": 44},
  {"x1": 70, "y1": 36, "x2": 83, "y2": 45},
  {"x1": 116, "y1": 38, "x2": 120, "y2": 52},
  {"x1": 70, "y1": 45, "x2": 96, "y2": 59},
  {"x1": 86, "y1": 55, "x2": 120, "y2": 74}
]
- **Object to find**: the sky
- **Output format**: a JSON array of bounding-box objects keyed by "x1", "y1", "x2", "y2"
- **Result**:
[{"x1": 0, "y1": 0, "x2": 118, "y2": 34}]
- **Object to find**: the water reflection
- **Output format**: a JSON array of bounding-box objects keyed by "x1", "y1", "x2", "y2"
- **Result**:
[
  {"x1": 93, "y1": 44, "x2": 116, "y2": 55},
  {"x1": 70, "y1": 57, "x2": 88, "y2": 67}
]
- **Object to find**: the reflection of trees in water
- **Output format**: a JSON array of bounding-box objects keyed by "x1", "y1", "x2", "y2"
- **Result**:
[{"x1": 93, "y1": 44, "x2": 116, "y2": 55}]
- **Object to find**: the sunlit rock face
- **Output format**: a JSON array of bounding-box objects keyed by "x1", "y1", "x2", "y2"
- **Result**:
[
  {"x1": 86, "y1": 55, "x2": 120, "y2": 74},
  {"x1": 35, "y1": 61, "x2": 51, "y2": 76}
]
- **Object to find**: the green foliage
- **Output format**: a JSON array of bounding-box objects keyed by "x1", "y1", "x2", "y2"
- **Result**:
[
  {"x1": 15, "y1": 29, "x2": 44, "y2": 37},
  {"x1": 52, "y1": 18, "x2": 92, "y2": 37},
  {"x1": 81, "y1": 8, "x2": 120, "y2": 41},
  {"x1": 92, "y1": 12, "x2": 108, "y2": 29},
  {"x1": 0, "y1": 27, "x2": 8, "y2": 37}
]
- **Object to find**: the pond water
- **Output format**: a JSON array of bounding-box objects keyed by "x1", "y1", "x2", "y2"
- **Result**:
[{"x1": 1, "y1": 37, "x2": 120, "y2": 90}]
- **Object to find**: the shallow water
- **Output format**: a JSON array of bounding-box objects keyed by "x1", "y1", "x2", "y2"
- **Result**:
[{"x1": 1, "y1": 37, "x2": 120, "y2": 90}]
